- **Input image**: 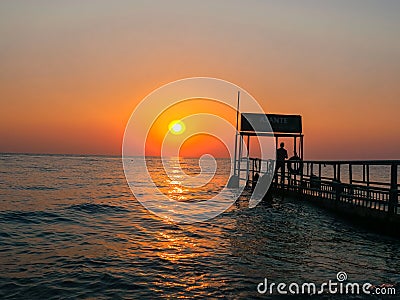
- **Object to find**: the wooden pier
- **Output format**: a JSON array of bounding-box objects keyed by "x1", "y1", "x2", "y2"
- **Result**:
[
  {"x1": 248, "y1": 158, "x2": 400, "y2": 235},
  {"x1": 229, "y1": 107, "x2": 399, "y2": 235}
]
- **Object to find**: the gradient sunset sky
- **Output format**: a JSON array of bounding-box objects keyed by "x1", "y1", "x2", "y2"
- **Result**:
[{"x1": 1, "y1": 0, "x2": 399, "y2": 159}]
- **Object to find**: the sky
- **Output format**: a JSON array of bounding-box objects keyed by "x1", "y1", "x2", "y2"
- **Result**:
[{"x1": 0, "y1": 0, "x2": 399, "y2": 159}]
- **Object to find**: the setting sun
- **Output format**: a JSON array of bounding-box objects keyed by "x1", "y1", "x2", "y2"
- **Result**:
[{"x1": 168, "y1": 120, "x2": 186, "y2": 135}]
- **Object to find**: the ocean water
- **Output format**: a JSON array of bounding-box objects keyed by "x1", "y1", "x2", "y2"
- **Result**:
[{"x1": 0, "y1": 154, "x2": 399, "y2": 299}]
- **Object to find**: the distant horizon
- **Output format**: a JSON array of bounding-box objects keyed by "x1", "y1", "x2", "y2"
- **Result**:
[{"x1": 2, "y1": 151, "x2": 399, "y2": 162}]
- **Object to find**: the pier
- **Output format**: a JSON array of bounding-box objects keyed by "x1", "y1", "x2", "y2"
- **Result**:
[
  {"x1": 231, "y1": 110, "x2": 400, "y2": 236},
  {"x1": 249, "y1": 159, "x2": 400, "y2": 224}
]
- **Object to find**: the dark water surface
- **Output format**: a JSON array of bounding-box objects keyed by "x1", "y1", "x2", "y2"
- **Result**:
[{"x1": 0, "y1": 154, "x2": 399, "y2": 299}]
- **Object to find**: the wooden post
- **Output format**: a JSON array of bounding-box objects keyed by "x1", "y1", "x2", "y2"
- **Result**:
[
  {"x1": 310, "y1": 163, "x2": 314, "y2": 196},
  {"x1": 349, "y1": 164, "x2": 354, "y2": 204},
  {"x1": 238, "y1": 134, "x2": 243, "y2": 185},
  {"x1": 333, "y1": 164, "x2": 337, "y2": 181},
  {"x1": 334, "y1": 164, "x2": 341, "y2": 202},
  {"x1": 233, "y1": 91, "x2": 240, "y2": 177},
  {"x1": 318, "y1": 163, "x2": 322, "y2": 197},
  {"x1": 251, "y1": 159, "x2": 254, "y2": 184},
  {"x1": 246, "y1": 135, "x2": 250, "y2": 184},
  {"x1": 366, "y1": 164, "x2": 371, "y2": 207},
  {"x1": 389, "y1": 163, "x2": 398, "y2": 215},
  {"x1": 300, "y1": 159, "x2": 304, "y2": 195},
  {"x1": 363, "y1": 165, "x2": 366, "y2": 182},
  {"x1": 338, "y1": 164, "x2": 342, "y2": 201},
  {"x1": 349, "y1": 164, "x2": 352, "y2": 184},
  {"x1": 300, "y1": 135, "x2": 304, "y2": 160}
]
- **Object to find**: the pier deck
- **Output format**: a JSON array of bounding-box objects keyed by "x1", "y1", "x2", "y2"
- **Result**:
[{"x1": 246, "y1": 158, "x2": 400, "y2": 235}]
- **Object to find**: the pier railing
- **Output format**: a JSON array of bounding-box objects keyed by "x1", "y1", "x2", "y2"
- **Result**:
[{"x1": 247, "y1": 158, "x2": 400, "y2": 215}]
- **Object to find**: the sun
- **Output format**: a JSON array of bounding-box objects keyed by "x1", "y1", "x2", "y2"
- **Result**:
[{"x1": 168, "y1": 120, "x2": 186, "y2": 135}]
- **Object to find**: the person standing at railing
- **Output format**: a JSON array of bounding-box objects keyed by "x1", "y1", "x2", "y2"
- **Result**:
[{"x1": 276, "y1": 142, "x2": 288, "y2": 185}]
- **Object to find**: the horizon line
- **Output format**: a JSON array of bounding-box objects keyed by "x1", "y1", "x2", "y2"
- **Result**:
[
  {"x1": 1, "y1": 151, "x2": 399, "y2": 162},
  {"x1": 0, "y1": 151, "x2": 232, "y2": 159}
]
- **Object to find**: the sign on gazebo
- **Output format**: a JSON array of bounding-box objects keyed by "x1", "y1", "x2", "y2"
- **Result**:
[{"x1": 241, "y1": 113, "x2": 302, "y2": 133}]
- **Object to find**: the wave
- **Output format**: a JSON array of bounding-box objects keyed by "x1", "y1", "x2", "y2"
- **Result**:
[
  {"x1": 0, "y1": 210, "x2": 76, "y2": 225},
  {"x1": 12, "y1": 185, "x2": 59, "y2": 191},
  {"x1": 67, "y1": 203, "x2": 129, "y2": 214}
]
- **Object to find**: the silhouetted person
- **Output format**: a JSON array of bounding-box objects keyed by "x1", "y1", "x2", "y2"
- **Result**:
[
  {"x1": 276, "y1": 142, "x2": 288, "y2": 184},
  {"x1": 252, "y1": 172, "x2": 259, "y2": 191}
]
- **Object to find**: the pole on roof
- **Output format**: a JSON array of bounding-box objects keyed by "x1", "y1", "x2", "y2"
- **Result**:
[
  {"x1": 234, "y1": 91, "x2": 240, "y2": 175},
  {"x1": 227, "y1": 91, "x2": 240, "y2": 188}
]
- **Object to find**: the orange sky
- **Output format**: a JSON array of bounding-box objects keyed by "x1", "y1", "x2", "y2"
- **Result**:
[
  {"x1": 1, "y1": 1, "x2": 399, "y2": 159},
  {"x1": 144, "y1": 98, "x2": 236, "y2": 158}
]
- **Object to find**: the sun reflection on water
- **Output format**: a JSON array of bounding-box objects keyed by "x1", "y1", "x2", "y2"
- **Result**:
[{"x1": 156, "y1": 231, "x2": 199, "y2": 262}]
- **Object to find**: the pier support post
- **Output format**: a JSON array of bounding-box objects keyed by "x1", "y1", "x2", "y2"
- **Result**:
[{"x1": 389, "y1": 163, "x2": 398, "y2": 215}]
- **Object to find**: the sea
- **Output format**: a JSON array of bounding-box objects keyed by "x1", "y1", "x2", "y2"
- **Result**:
[{"x1": 0, "y1": 153, "x2": 399, "y2": 299}]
